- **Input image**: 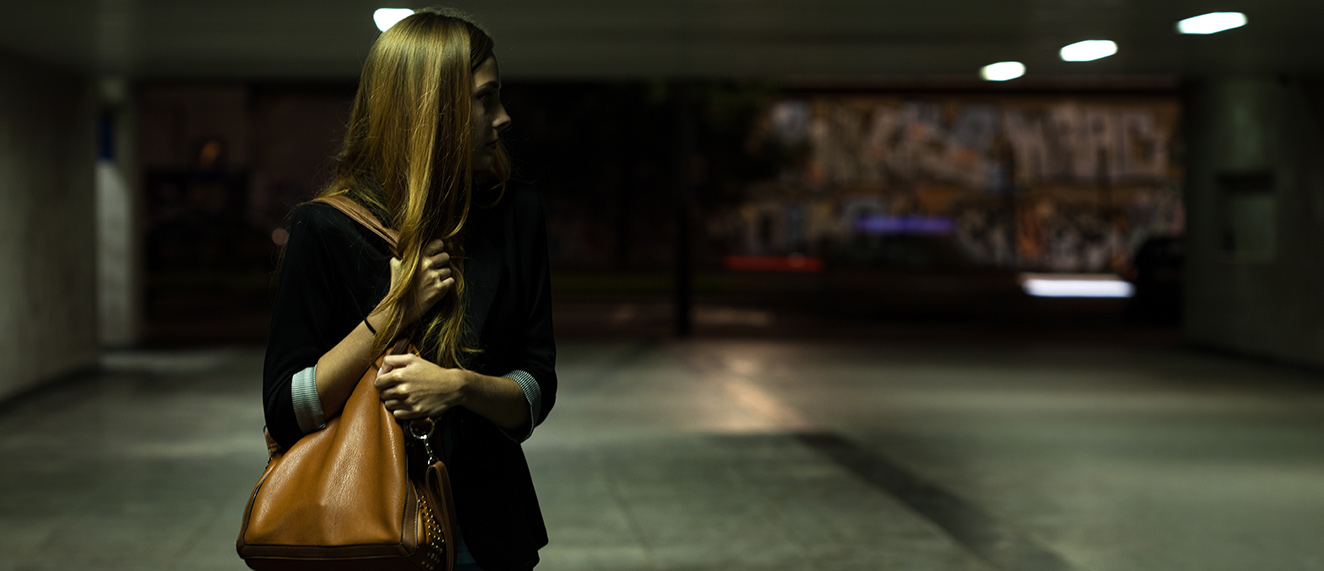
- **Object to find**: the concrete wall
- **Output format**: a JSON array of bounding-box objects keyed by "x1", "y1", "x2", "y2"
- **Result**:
[
  {"x1": 1184, "y1": 75, "x2": 1324, "y2": 367},
  {"x1": 0, "y1": 50, "x2": 98, "y2": 401}
]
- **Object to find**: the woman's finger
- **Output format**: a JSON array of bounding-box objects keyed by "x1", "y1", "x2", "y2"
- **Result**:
[
  {"x1": 392, "y1": 408, "x2": 422, "y2": 420},
  {"x1": 382, "y1": 354, "x2": 412, "y2": 368},
  {"x1": 389, "y1": 257, "x2": 402, "y2": 285},
  {"x1": 381, "y1": 382, "x2": 409, "y2": 399},
  {"x1": 428, "y1": 251, "x2": 451, "y2": 268},
  {"x1": 423, "y1": 239, "x2": 446, "y2": 256}
]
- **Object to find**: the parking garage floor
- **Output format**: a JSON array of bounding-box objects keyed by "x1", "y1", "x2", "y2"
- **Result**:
[{"x1": 2, "y1": 337, "x2": 1324, "y2": 571}]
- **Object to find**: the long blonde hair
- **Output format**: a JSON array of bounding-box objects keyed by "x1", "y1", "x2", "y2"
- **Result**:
[{"x1": 320, "y1": 9, "x2": 509, "y2": 367}]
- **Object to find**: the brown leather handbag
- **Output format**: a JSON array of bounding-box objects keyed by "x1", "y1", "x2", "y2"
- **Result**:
[{"x1": 237, "y1": 195, "x2": 455, "y2": 571}]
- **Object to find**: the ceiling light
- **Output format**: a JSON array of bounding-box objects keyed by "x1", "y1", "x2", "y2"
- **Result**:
[
  {"x1": 374, "y1": 8, "x2": 414, "y2": 32},
  {"x1": 1059, "y1": 40, "x2": 1118, "y2": 62},
  {"x1": 1177, "y1": 12, "x2": 1248, "y2": 35},
  {"x1": 981, "y1": 61, "x2": 1026, "y2": 81}
]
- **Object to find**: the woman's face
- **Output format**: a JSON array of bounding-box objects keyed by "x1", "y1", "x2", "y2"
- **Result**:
[{"x1": 470, "y1": 56, "x2": 510, "y2": 173}]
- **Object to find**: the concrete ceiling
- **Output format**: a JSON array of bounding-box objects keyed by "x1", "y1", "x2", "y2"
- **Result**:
[{"x1": 0, "y1": 0, "x2": 1320, "y2": 81}]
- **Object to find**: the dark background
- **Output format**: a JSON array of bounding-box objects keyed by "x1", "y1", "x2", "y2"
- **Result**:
[{"x1": 132, "y1": 79, "x2": 1184, "y2": 346}]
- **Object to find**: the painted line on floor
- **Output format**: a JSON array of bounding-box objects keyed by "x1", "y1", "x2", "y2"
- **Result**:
[{"x1": 796, "y1": 432, "x2": 1078, "y2": 571}]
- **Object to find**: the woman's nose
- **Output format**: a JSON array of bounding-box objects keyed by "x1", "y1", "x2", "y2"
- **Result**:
[{"x1": 494, "y1": 103, "x2": 511, "y2": 132}]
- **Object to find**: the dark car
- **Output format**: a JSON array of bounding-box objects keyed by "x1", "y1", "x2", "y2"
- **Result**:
[{"x1": 820, "y1": 234, "x2": 1026, "y2": 319}]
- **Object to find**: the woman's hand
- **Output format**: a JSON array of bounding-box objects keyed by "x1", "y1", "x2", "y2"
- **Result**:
[
  {"x1": 385, "y1": 239, "x2": 453, "y2": 326},
  {"x1": 374, "y1": 353, "x2": 470, "y2": 420}
]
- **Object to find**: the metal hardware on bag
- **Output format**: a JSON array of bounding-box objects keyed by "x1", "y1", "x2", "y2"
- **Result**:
[{"x1": 407, "y1": 418, "x2": 439, "y2": 465}]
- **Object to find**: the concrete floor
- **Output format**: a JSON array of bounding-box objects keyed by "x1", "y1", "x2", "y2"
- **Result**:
[{"x1": 2, "y1": 339, "x2": 1323, "y2": 570}]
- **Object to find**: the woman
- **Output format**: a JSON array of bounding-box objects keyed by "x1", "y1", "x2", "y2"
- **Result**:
[{"x1": 262, "y1": 9, "x2": 555, "y2": 571}]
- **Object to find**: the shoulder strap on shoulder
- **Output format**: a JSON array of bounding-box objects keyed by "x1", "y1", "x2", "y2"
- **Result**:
[{"x1": 313, "y1": 195, "x2": 400, "y2": 251}]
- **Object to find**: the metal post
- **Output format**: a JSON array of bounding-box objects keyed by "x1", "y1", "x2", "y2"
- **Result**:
[{"x1": 673, "y1": 83, "x2": 695, "y2": 338}]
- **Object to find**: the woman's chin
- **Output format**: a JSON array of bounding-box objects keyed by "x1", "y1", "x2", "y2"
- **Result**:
[
  {"x1": 472, "y1": 157, "x2": 495, "y2": 175},
  {"x1": 473, "y1": 165, "x2": 503, "y2": 187}
]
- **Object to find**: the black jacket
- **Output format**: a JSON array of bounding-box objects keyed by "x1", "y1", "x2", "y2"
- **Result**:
[{"x1": 262, "y1": 185, "x2": 556, "y2": 571}]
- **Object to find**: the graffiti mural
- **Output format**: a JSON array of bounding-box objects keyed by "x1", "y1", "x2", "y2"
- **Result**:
[{"x1": 732, "y1": 95, "x2": 1184, "y2": 272}]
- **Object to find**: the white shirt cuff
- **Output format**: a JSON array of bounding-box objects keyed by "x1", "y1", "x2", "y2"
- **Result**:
[
  {"x1": 502, "y1": 369, "x2": 542, "y2": 443},
  {"x1": 291, "y1": 365, "x2": 326, "y2": 434}
]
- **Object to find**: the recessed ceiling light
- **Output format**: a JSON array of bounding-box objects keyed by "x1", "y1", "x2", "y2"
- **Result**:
[
  {"x1": 1177, "y1": 12, "x2": 1248, "y2": 35},
  {"x1": 374, "y1": 8, "x2": 414, "y2": 32},
  {"x1": 981, "y1": 61, "x2": 1026, "y2": 81},
  {"x1": 1060, "y1": 40, "x2": 1118, "y2": 62}
]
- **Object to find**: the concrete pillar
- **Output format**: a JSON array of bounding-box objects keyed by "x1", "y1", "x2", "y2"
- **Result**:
[
  {"x1": 0, "y1": 50, "x2": 99, "y2": 402},
  {"x1": 96, "y1": 77, "x2": 141, "y2": 347},
  {"x1": 1183, "y1": 75, "x2": 1324, "y2": 366}
]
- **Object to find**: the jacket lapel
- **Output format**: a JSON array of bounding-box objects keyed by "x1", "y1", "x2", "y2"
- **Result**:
[{"x1": 463, "y1": 213, "x2": 503, "y2": 338}]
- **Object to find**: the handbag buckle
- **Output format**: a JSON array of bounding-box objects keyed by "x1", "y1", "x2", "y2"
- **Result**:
[{"x1": 407, "y1": 419, "x2": 439, "y2": 465}]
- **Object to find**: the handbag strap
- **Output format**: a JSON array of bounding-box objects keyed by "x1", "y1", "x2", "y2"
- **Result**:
[
  {"x1": 313, "y1": 194, "x2": 440, "y2": 454},
  {"x1": 314, "y1": 194, "x2": 399, "y2": 251}
]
